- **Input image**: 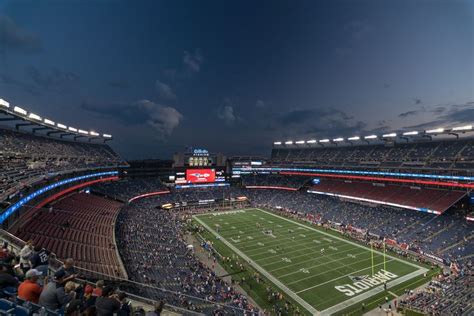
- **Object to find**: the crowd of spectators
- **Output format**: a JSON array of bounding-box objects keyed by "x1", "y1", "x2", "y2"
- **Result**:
[
  {"x1": 241, "y1": 174, "x2": 308, "y2": 189},
  {"x1": 399, "y1": 268, "x2": 472, "y2": 315},
  {"x1": 0, "y1": 240, "x2": 151, "y2": 315},
  {"x1": 93, "y1": 178, "x2": 168, "y2": 202},
  {"x1": 0, "y1": 127, "x2": 126, "y2": 201},
  {"x1": 116, "y1": 198, "x2": 258, "y2": 315},
  {"x1": 271, "y1": 138, "x2": 474, "y2": 170}
]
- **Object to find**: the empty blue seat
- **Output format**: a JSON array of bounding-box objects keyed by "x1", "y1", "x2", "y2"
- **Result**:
[
  {"x1": 14, "y1": 305, "x2": 30, "y2": 316},
  {"x1": 0, "y1": 298, "x2": 14, "y2": 309}
]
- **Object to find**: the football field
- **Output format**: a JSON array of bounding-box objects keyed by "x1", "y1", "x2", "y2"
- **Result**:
[{"x1": 194, "y1": 208, "x2": 428, "y2": 315}]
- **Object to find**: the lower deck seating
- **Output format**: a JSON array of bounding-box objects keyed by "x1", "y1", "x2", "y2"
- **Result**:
[{"x1": 11, "y1": 192, "x2": 126, "y2": 278}]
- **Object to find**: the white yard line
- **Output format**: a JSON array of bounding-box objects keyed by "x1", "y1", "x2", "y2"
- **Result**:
[
  {"x1": 193, "y1": 214, "x2": 320, "y2": 315},
  {"x1": 265, "y1": 245, "x2": 361, "y2": 272},
  {"x1": 295, "y1": 259, "x2": 394, "y2": 293},
  {"x1": 256, "y1": 208, "x2": 425, "y2": 270},
  {"x1": 320, "y1": 269, "x2": 427, "y2": 315},
  {"x1": 195, "y1": 209, "x2": 428, "y2": 315},
  {"x1": 278, "y1": 249, "x2": 370, "y2": 279}
]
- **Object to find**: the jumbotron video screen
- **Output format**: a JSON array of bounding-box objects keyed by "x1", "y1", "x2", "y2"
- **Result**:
[{"x1": 175, "y1": 169, "x2": 225, "y2": 184}]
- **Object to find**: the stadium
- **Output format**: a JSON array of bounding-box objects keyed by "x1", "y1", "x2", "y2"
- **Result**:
[
  {"x1": 0, "y1": 1, "x2": 473, "y2": 316},
  {"x1": 0, "y1": 97, "x2": 472, "y2": 316}
]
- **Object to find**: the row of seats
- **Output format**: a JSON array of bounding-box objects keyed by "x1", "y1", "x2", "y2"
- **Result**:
[
  {"x1": 271, "y1": 138, "x2": 474, "y2": 167},
  {"x1": 308, "y1": 179, "x2": 466, "y2": 213},
  {"x1": 10, "y1": 193, "x2": 126, "y2": 279},
  {"x1": 0, "y1": 127, "x2": 126, "y2": 201}
]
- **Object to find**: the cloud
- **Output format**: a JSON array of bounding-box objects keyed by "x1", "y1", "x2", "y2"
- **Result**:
[
  {"x1": 216, "y1": 98, "x2": 240, "y2": 125},
  {"x1": 81, "y1": 99, "x2": 183, "y2": 137},
  {"x1": 403, "y1": 102, "x2": 474, "y2": 130},
  {"x1": 183, "y1": 49, "x2": 203, "y2": 72},
  {"x1": 255, "y1": 99, "x2": 265, "y2": 108},
  {"x1": 414, "y1": 98, "x2": 422, "y2": 105},
  {"x1": 0, "y1": 72, "x2": 41, "y2": 95},
  {"x1": 155, "y1": 80, "x2": 176, "y2": 100},
  {"x1": 270, "y1": 107, "x2": 365, "y2": 138},
  {"x1": 25, "y1": 65, "x2": 79, "y2": 91},
  {"x1": 0, "y1": 15, "x2": 41, "y2": 53},
  {"x1": 398, "y1": 110, "x2": 419, "y2": 118},
  {"x1": 217, "y1": 105, "x2": 237, "y2": 124}
]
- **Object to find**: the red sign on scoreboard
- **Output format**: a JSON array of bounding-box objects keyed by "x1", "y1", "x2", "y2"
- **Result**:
[{"x1": 186, "y1": 169, "x2": 216, "y2": 183}]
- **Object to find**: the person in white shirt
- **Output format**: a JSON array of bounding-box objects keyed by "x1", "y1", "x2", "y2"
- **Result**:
[{"x1": 19, "y1": 240, "x2": 34, "y2": 274}]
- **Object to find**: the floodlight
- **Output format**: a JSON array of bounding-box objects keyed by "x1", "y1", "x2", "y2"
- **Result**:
[
  {"x1": 403, "y1": 131, "x2": 418, "y2": 136},
  {"x1": 452, "y1": 125, "x2": 472, "y2": 131},
  {"x1": 90, "y1": 131, "x2": 100, "y2": 136},
  {"x1": 28, "y1": 113, "x2": 42, "y2": 121},
  {"x1": 284, "y1": 140, "x2": 293, "y2": 145},
  {"x1": 103, "y1": 134, "x2": 112, "y2": 138},
  {"x1": 426, "y1": 128, "x2": 444, "y2": 134},
  {"x1": 295, "y1": 140, "x2": 305, "y2": 144},
  {"x1": 0, "y1": 98, "x2": 9, "y2": 108},
  {"x1": 319, "y1": 139, "x2": 330, "y2": 143},
  {"x1": 13, "y1": 106, "x2": 27, "y2": 115},
  {"x1": 333, "y1": 138, "x2": 344, "y2": 142},
  {"x1": 348, "y1": 136, "x2": 360, "y2": 141},
  {"x1": 306, "y1": 139, "x2": 317, "y2": 144},
  {"x1": 364, "y1": 135, "x2": 377, "y2": 139},
  {"x1": 78, "y1": 129, "x2": 89, "y2": 135},
  {"x1": 57, "y1": 123, "x2": 67, "y2": 129},
  {"x1": 68, "y1": 127, "x2": 78, "y2": 132},
  {"x1": 44, "y1": 119, "x2": 55, "y2": 126},
  {"x1": 382, "y1": 133, "x2": 397, "y2": 138}
]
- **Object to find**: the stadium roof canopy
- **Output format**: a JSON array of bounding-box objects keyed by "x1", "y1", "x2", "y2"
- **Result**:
[{"x1": 0, "y1": 98, "x2": 112, "y2": 143}]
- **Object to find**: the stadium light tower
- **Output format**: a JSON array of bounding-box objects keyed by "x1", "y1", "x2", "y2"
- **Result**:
[
  {"x1": 273, "y1": 141, "x2": 282, "y2": 145},
  {"x1": 28, "y1": 113, "x2": 42, "y2": 121},
  {"x1": 284, "y1": 140, "x2": 293, "y2": 145},
  {"x1": 0, "y1": 98, "x2": 10, "y2": 108},
  {"x1": 295, "y1": 140, "x2": 305, "y2": 145},
  {"x1": 13, "y1": 106, "x2": 27, "y2": 115},
  {"x1": 347, "y1": 136, "x2": 360, "y2": 146},
  {"x1": 382, "y1": 133, "x2": 397, "y2": 138},
  {"x1": 448, "y1": 125, "x2": 473, "y2": 139},
  {"x1": 452, "y1": 125, "x2": 472, "y2": 132},
  {"x1": 44, "y1": 119, "x2": 55, "y2": 126},
  {"x1": 306, "y1": 139, "x2": 317, "y2": 144},
  {"x1": 426, "y1": 128, "x2": 444, "y2": 134}
]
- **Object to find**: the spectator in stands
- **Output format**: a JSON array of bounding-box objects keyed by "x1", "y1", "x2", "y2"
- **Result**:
[
  {"x1": 146, "y1": 301, "x2": 164, "y2": 316},
  {"x1": 93, "y1": 280, "x2": 104, "y2": 297},
  {"x1": 30, "y1": 246, "x2": 50, "y2": 277},
  {"x1": 81, "y1": 284, "x2": 97, "y2": 315},
  {"x1": 57, "y1": 258, "x2": 77, "y2": 283},
  {"x1": 0, "y1": 242, "x2": 15, "y2": 266},
  {"x1": 18, "y1": 268, "x2": 42, "y2": 303},
  {"x1": 0, "y1": 262, "x2": 18, "y2": 297},
  {"x1": 95, "y1": 285, "x2": 121, "y2": 316},
  {"x1": 39, "y1": 269, "x2": 72, "y2": 311},
  {"x1": 19, "y1": 240, "x2": 34, "y2": 273},
  {"x1": 117, "y1": 291, "x2": 131, "y2": 316}
]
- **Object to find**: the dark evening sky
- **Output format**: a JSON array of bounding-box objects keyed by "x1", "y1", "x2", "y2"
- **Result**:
[{"x1": 0, "y1": 0, "x2": 473, "y2": 159}]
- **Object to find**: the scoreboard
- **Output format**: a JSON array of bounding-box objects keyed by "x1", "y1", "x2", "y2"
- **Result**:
[{"x1": 175, "y1": 169, "x2": 225, "y2": 184}]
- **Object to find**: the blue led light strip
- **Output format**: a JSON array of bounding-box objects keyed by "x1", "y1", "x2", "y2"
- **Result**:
[
  {"x1": 0, "y1": 171, "x2": 118, "y2": 224},
  {"x1": 232, "y1": 167, "x2": 474, "y2": 181}
]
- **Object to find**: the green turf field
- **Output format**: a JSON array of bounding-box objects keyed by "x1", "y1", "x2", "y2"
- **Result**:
[{"x1": 194, "y1": 208, "x2": 428, "y2": 315}]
